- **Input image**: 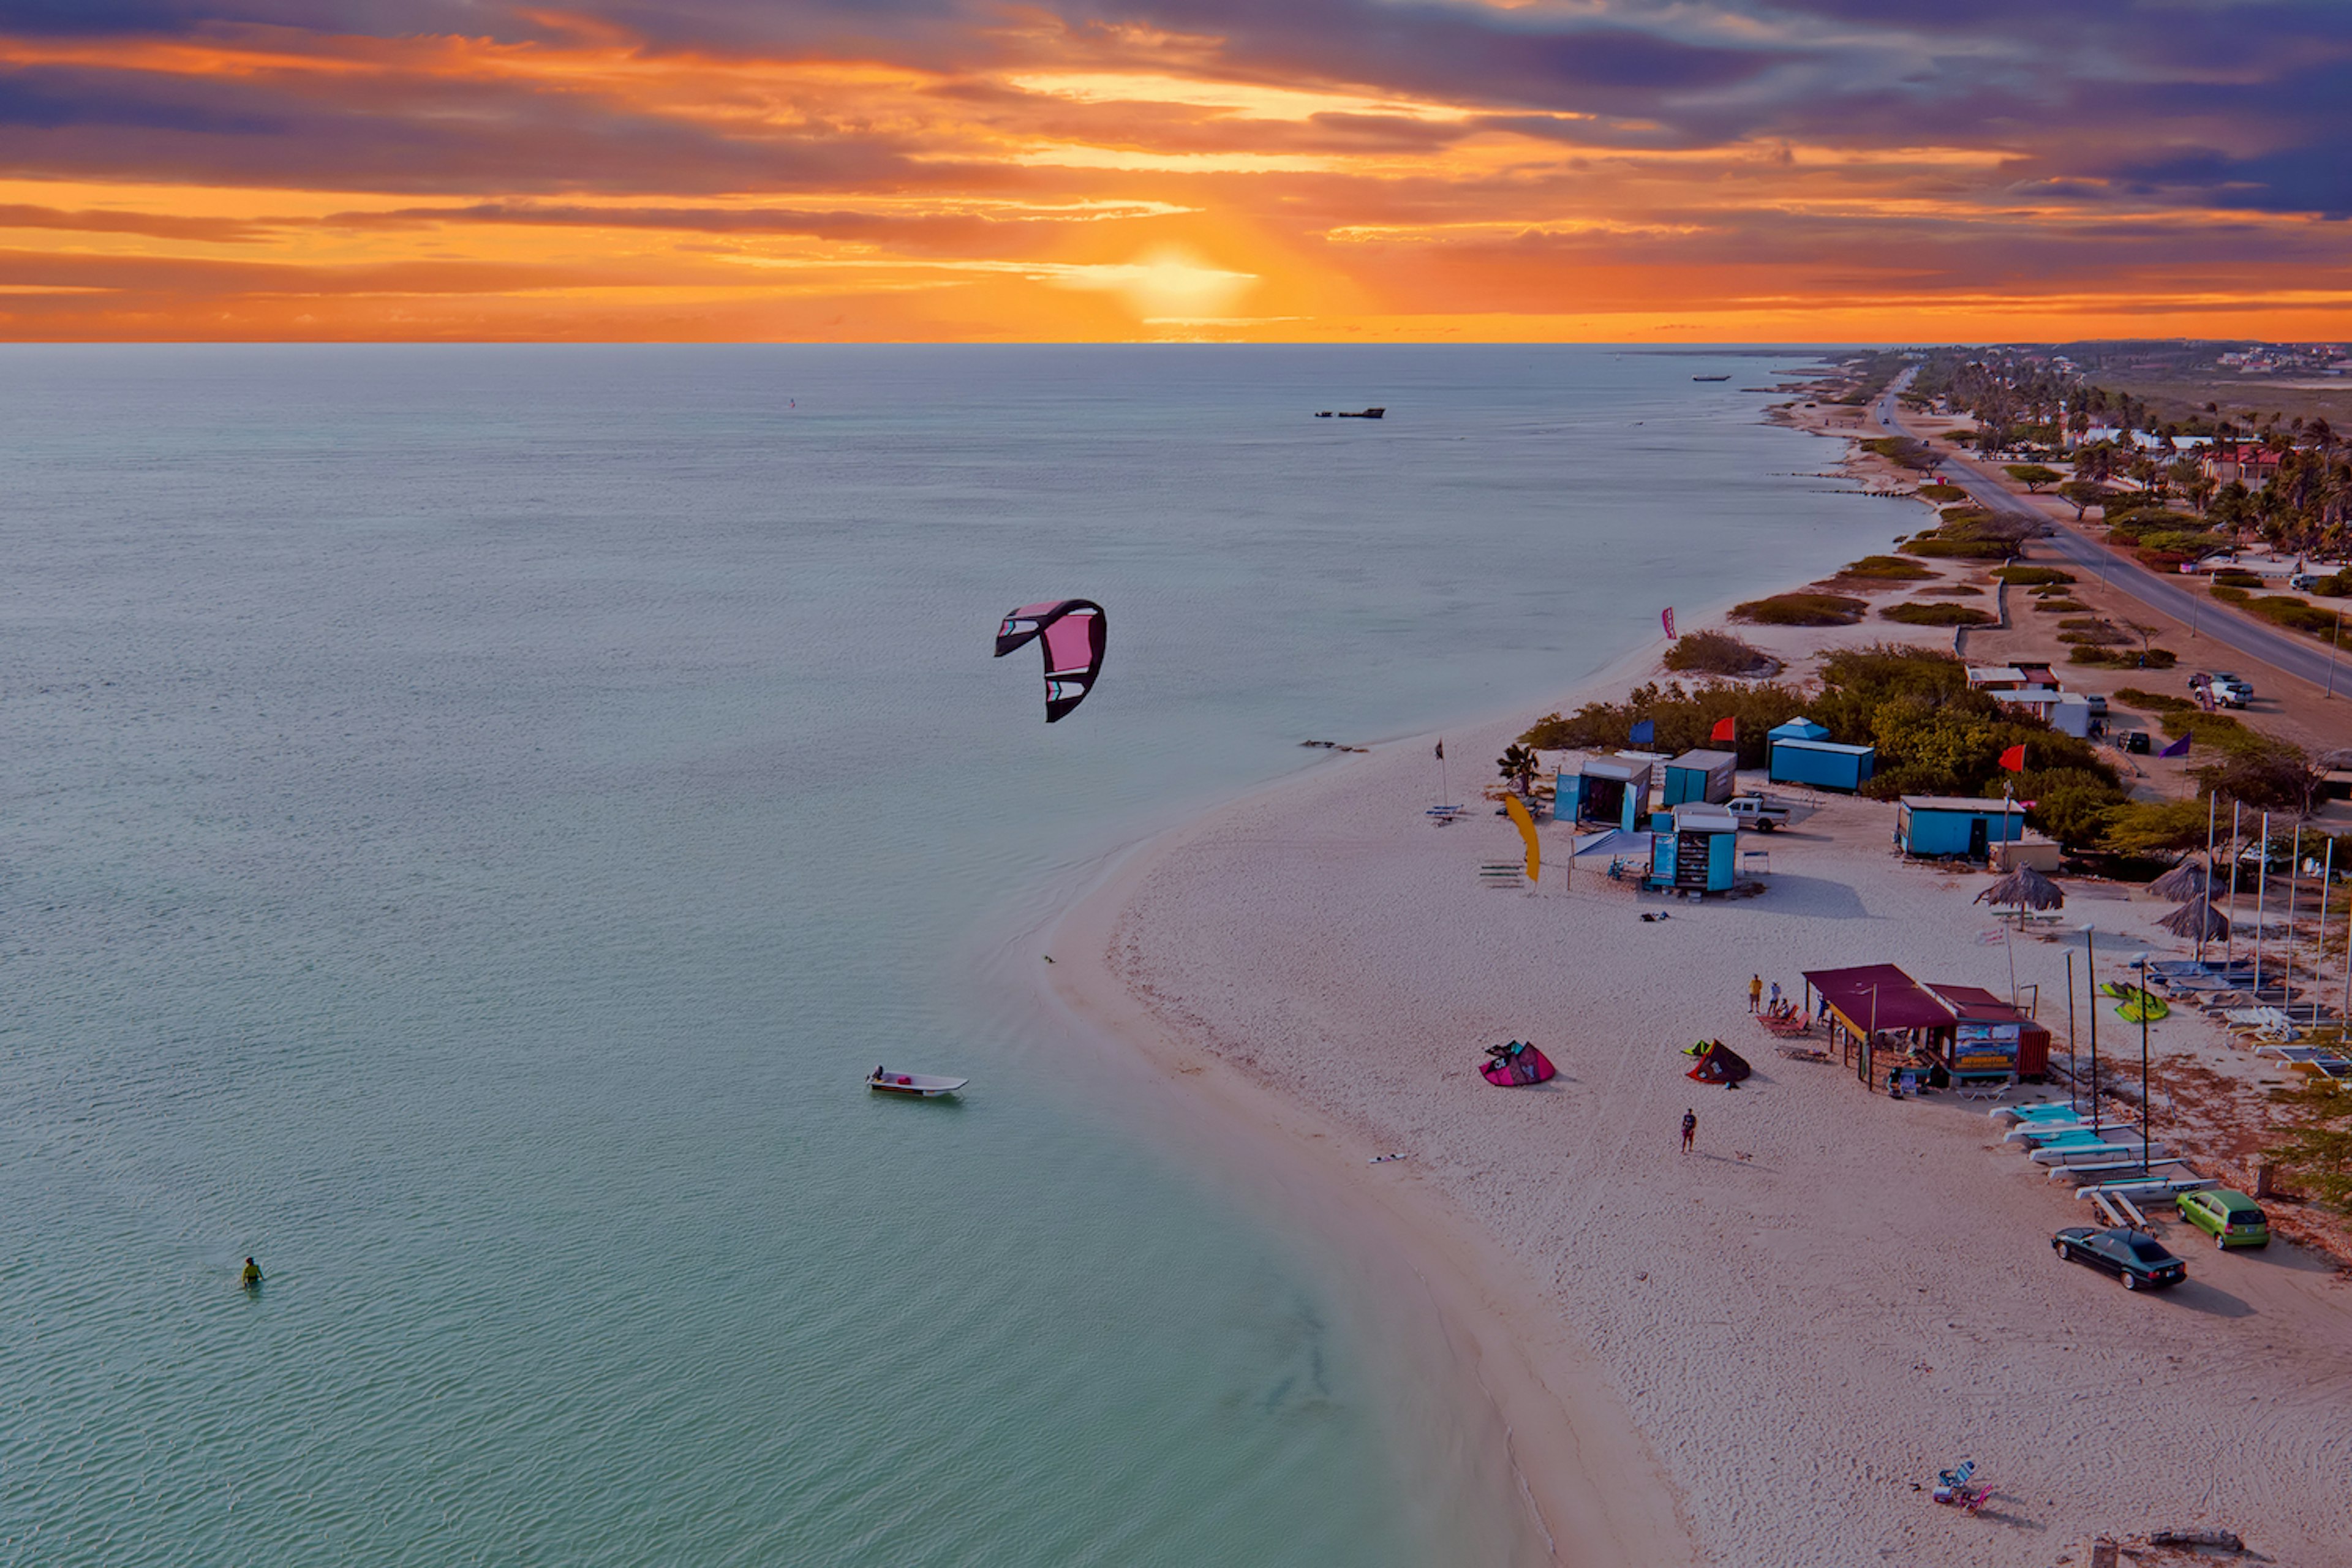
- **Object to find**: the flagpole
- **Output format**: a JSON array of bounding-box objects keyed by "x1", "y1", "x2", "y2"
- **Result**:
[
  {"x1": 2285, "y1": 826, "x2": 2302, "y2": 994},
  {"x1": 2255, "y1": 811, "x2": 2270, "y2": 993},
  {"x1": 2226, "y1": 802, "x2": 2242, "y2": 963},
  {"x1": 1436, "y1": 739, "x2": 1448, "y2": 809},
  {"x1": 2199, "y1": 793, "x2": 2216, "y2": 963}
]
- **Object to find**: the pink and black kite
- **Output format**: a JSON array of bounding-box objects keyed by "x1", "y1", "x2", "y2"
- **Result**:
[{"x1": 995, "y1": 599, "x2": 1107, "y2": 723}]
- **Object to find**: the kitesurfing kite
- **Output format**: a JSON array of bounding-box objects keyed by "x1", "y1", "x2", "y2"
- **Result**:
[{"x1": 995, "y1": 600, "x2": 1107, "y2": 722}]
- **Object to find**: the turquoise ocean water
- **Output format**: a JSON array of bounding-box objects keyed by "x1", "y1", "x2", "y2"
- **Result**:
[{"x1": 0, "y1": 346, "x2": 1890, "y2": 1565}]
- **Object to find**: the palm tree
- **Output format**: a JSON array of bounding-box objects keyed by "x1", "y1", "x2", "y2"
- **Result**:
[{"x1": 1496, "y1": 743, "x2": 1539, "y2": 796}]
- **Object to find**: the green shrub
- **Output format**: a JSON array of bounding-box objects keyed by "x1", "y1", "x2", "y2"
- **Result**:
[
  {"x1": 2242, "y1": 595, "x2": 2342, "y2": 636},
  {"x1": 1662, "y1": 630, "x2": 1781, "y2": 677},
  {"x1": 2212, "y1": 571, "x2": 2263, "y2": 588},
  {"x1": 1730, "y1": 592, "x2": 1868, "y2": 626},
  {"x1": 1904, "y1": 537, "x2": 2020, "y2": 560},
  {"x1": 1836, "y1": 555, "x2": 1933, "y2": 581},
  {"x1": 1520, "y1": 679, "x2": 1806, "y2": 767},
  {"x1": 2057, "y1": 618, "x2": 2129, "y2": 645},
  {"x1": 2070, "y1": 646, "x2": 2178, "y2": 668},
  {"x1": 1920, "y1": 584, "x2": 1984, "y2": 596},
  {"x1": 1918, "y1": 483, "x2": 1969, "y2": 503},
  {"x1": 1882, "y1": 601, "x2": 1996, "y2": 626},
  {"x1": 1996, "y1": 565, "x2": 2075, "y2": 587},
  {"x1": 2114, "y1": 687, "x2": 2195, "y2": 713},
  {"x1": 2103, "y1": 799, "x2": 2219, "y2": 854},
  {"x1": 2032, "y1": 598, "x2": 2090, "y2": 614},
  {"x1": 2209, "y1": 584, "x2": 2250, "y2": 603}
]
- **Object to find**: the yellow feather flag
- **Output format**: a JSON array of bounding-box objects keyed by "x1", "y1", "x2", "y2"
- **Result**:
[{"x1": 1504, "y1": 794, "x2": 1540, "y2": 884}]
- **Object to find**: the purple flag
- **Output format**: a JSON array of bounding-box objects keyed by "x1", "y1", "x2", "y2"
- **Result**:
[{"x1": 2159, "y1": 733, "x2": 2191, "y2": 758}]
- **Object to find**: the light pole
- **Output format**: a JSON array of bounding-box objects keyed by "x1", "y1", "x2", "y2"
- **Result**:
[{"x1": 2130, "y1": 951, "x2": 2153, "y2": 1172}]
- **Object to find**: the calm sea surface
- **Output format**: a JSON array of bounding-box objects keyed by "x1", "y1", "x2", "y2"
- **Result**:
[{"x1": 0, "y1": 346, "x2": 1890, "y2": 1565}]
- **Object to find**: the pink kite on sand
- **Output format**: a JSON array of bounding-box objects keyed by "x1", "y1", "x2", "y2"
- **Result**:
[{"x1": 1480, "y1": 1041, "x2": 1556, "y2": 1087}]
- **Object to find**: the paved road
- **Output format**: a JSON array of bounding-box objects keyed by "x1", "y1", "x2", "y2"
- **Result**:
[{"x1": 1869, "y1": 385, "x2": 2350, "y2": 695}]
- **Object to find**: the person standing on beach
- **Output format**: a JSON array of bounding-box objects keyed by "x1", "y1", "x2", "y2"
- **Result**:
[
  {"x1": 1769, "y1": 981, "x2": 1781, "y2": 1011},
  {"x1": 1680, "y1": 1110, "x2": 1697, "y2": 1154},
  {"x1": 1747, "y1": 974, "x2": 1763, "y2": 1013}
]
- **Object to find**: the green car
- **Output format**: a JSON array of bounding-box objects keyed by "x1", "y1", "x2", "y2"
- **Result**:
[{"x1": 2176, "y1": 1188, "x2": 2269, "y2": 1250}]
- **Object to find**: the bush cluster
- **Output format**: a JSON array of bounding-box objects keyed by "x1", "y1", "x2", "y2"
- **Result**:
[
  {"x1": 1662, "y1": 630, "x2": 1781, "y2": 678},
  {"x1": 2068, "y1": 646, "x2": 2179, "y2": 669},
  {"x1": 2032, "y1": 598, "x2": 2091, "y2": 614},
  {"x1": 1994, "y1": 565, "x2": 2075, "y2": 587},
  {"x1": 1882, "y1": 601, "x2": 1997, "y2": 626},
  {"x1": 1833, "y1": 555, "x2": 1934, "y2": 581},
  {"x1": 1729, "y1": 592, "x2": 1867, "y2": 627}
]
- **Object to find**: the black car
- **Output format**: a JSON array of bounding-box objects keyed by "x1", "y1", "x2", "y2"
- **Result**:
[{"x1": 2051, "y1": 1226, "x2": 2187, "y2": 1291}]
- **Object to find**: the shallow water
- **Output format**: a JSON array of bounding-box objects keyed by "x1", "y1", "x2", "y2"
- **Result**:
[{"x1": 0, "y1": 345, "x2": 1889, "y2": 1565}]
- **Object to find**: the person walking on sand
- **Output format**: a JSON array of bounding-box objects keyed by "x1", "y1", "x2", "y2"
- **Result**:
[
  {"x1": 1747, "y1": 974, "x2": 1763, "y2": 1013},
  {"x1": 1680, "y1": 1109, "x2": 1697, "y2": 1154}
]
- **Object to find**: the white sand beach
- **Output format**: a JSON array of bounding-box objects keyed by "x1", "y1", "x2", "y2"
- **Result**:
[{"x1": 1046, "y1": 598, "x2": 2352, "y2": 1564}]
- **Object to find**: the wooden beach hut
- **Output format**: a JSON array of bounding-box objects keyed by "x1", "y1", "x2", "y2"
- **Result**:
[
  {"x1": 1661, "y1": 748, "x2": 1738, "y2": 806},
  {"x1": 1924, "y1": 984, "x2": 2051, "y2": 1082},
  {"x1": 1766, "y1": 718, "x2": 1875, "y2": 793},
  {"x1": 1896, "y1": 796, "x2": 2027, "y2": 860},
  {"x1": 1646, "y1": 802, "x2": 1738, "y2": 893}
]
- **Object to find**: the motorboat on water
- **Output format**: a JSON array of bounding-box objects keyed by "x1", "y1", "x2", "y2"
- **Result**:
[{"x1": 868, "y1": 1066, "x2": 968, "y2": 1098}]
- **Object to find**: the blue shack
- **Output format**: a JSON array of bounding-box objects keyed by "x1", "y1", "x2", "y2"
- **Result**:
[
  {"x1": 1662, "y1": 748, "x2": 1738, "y2": 806},
  {"x1": 1648, "y1": 803, "x2": 1739, "y2": 893},
  {"x1": 1556, "y1": 754, "x2": 1654, "y2": 833},
  {"x1": 1896, "y1": 796, "x2": 2028, "y2": 859},
  {"x1": 1767, "y1": 717, "x2": 1876, "y2": 793}
]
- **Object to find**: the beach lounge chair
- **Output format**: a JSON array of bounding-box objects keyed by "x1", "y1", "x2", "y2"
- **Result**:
[{"x1": 2003, "y1": 1120, "x2": 2139, "y2": 1144}]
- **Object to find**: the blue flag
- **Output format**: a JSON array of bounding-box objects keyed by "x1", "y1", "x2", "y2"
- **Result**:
[
  {"x1": 1630, "y1": 718, "x2": 1655, "y2": 746},
  {"x1": 2159, "y1": 733, "x2": 2191, "y2": 758}
]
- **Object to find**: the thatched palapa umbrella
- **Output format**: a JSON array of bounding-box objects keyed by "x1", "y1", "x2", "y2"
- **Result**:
[
  {"x1": 2147, "y1": 858, "x2": 2214, "y2": 902},
  {"x1": 1975, "y1": 865, "x2": 2065, "y2": 924},
  {"x1": 2157, "y1": 898, "x2": 2230, "y2": 943},
  {"x1": 1976, "y1": 865, "x2": 2065, "y2": 1000}
]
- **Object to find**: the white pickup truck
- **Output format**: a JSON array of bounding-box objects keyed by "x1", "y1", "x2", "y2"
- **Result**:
[{"x1": 1726, "y1": 794, "x2": 1792, "y2": 832}]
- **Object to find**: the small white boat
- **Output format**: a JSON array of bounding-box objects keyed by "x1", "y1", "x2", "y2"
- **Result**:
[{"x1": 867, "y1": 1066, "x2": 967, "y2": 1098}]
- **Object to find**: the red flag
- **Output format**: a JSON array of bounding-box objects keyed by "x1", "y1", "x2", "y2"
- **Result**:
[
  {"x1": 1998, "y1": 744, "x2": 2027, "y2": 773},
  {"x1": 1662, "y1": 607, "x2": 1676, "y2": 639},
  {"x1": 1710, "y1": 715, "x2": 1736, "y2": 744}
]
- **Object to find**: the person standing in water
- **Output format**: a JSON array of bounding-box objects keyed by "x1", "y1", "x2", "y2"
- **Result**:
[
  {"x1": 1680, "y1": 1110, "x2": 1697, "y2": 1154},
  {"x1": 241, "y1": 1257, "x2": 263, "y2": 1289}
]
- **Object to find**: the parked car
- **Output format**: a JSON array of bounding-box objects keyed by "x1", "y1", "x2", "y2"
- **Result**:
[
  {"x1": 2209, "y1": 672, "x2": 2255, "y2": 707},
  {"x1": 2176, "y1": 1189, "x2": 2271, "y2": 1248},
  {"x1": 2051, "y1": 1226, "x2": 2187, "y2": 1291},
  {"x1": 1725, "y1": 794, "x2": 1791, "y2": 832},
  {"x1": 2122, "y1": 731, "x2": 2152, "y2": 755}
]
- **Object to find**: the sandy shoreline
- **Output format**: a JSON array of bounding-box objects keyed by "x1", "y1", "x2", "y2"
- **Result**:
[{"x1": 1040, "y1": 412, "x2": 2352, "y2": 1563}]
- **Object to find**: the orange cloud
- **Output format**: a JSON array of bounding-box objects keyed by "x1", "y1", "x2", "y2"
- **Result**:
[{"x1": 1, "y1": 2, "x2": 2348, "y2": 341}]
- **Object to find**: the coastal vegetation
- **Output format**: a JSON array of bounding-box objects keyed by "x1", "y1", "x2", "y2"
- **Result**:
[
  {"x1": 2267, "y1": 1080, "x2": 2352, "y2": 1218},
  {"x1": 1917, "y1": 483, "x2": 1969, "y2": 503},
  {"x1": 1834, "y1": 554, "x2": 1932, "y2": 581},
  {"x1": 1901, "y1": 507, "x2": 2032, "y2": 560},
  {"x1": 2033, "y1": 598, "x2": 2091, "y2": 614},
  {"x1": 1729, "y1": 591, "x2": 1866, "y2": 626},
  {"x1": 2068, "y1": 646, "x2": 2177, "y2": 668},
  {"x1": 1663, "y1": 630, "x2": 1781, "y2": 677},
  {"x1": 1994, "y1": 565, "x2": 2074, "y2": 587},
  {"x1": 1880, "y1": 601, "x2": 1994, "y2": 626}
]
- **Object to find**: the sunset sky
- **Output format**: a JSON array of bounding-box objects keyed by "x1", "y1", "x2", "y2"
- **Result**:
[{"x1": 5, "y1": 1, "x2": 2351, "y2": 341}]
